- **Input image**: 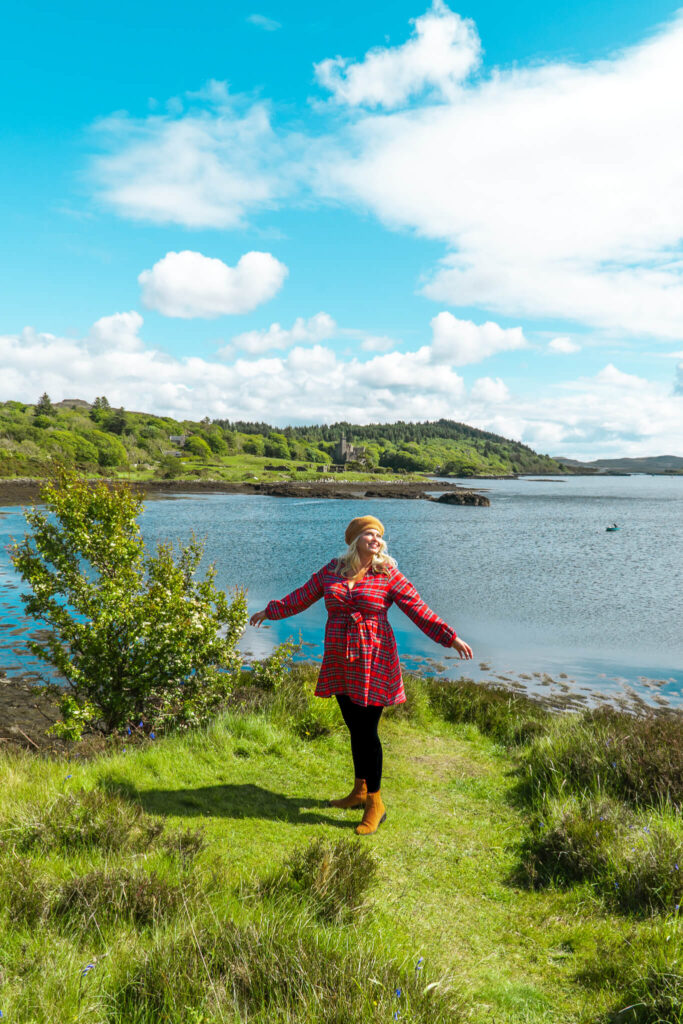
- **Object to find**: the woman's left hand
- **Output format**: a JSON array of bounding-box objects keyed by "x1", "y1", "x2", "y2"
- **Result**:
[{"x1": 451, "y1": 636, "x2": 473, "y2": 660}]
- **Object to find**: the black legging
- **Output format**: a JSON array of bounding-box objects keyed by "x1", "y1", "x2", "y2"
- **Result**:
[{"x1": 336, "y1": 694, "x2": 384, "y2": 793}]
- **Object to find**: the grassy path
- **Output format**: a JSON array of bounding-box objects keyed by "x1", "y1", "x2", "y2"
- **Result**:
[
  {"x1": 58, "y1": 712, "x2": 623, "y2": 1022},
  {"x1": 2, "y1": 694, "x2": 679, "y2": 1022}
]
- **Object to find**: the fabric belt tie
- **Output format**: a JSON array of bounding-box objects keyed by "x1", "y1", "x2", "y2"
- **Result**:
[{"x1": 336, "y1": 611, "x2": 381, "y2": 661}]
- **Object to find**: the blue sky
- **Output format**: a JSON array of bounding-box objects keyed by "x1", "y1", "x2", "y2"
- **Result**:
[{"x1": 2, "y1": 0, "x2": 683, "y2": 458}]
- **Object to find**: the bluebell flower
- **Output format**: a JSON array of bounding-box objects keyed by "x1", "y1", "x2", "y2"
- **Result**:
[
  {"x1": 675, "y1": 864, "x2": 679, "y2": 871},
  {"x1": 614, "y1": 881, "x2": 619, "y2": 888},
  {"x1": 149, "y1": 732, "x2": 155, "y2": 740},
  {"x1": 127, "y1": 726, "x2": 131, "y2": 735},
  {"x1": 81, "y1": 962, "x2": 95, "y2": 976},
  {"x1": 395, "y1": 988, "x2": 402, "y2": 997},
  {"x1": 138, "y1": 720, "x2": 144, "y2": 729},
  {"x1": 676, "y1": 904, "x2": 680, "y2": 911},
  {"x1": 415, "y1": 957, "x2": 424, "y2": 971},
  {"x1": 394, "y1": 1013, "x2": 400, "y2": 1021},
  {"x1": 611, "y1": 762, "x2": 617, "y2": 768},
  {"x1": 65, "y1": 775, "x2": 72, "y2": 780}
]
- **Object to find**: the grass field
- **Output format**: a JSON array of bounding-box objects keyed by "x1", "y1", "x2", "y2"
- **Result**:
[{"x1": 0, "y1": 669, "x2": 681, "y2": 1023}]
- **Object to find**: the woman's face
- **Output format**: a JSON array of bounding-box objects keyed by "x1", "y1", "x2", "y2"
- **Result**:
[{"x1": 356, "y1": 529, "x2": 383, "y2": 561}]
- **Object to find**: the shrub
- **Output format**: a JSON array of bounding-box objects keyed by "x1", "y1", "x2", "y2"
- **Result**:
[
  {"x1": 426, "y1": 677, "x2": 548, "y2": 746},
  {"x1": 249, "y1": 638, "x2": 301, "y2": 691},
  {"x1": 271, "y1": 664, "x2": 337, "y2": 739},
  {"x1": 244, "y1": 655, "x2": 335, "y2": 740},
  {"x1": 48, "y1": 694, "x2": 97, "y2": 741},
  {"x1": 520, "y1": 707, "x2": 683, "y2": 808},
  {"x1": 260, "y1": 836, "x2": 378, "y2": 922},
  {"x1": 10, "y1": 471, "x2": 248, "y2": 732}
]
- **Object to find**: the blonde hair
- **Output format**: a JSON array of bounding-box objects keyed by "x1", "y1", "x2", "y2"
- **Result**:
[{"x1": 335, "y1": 535, "x2": 397, "y2": 579}]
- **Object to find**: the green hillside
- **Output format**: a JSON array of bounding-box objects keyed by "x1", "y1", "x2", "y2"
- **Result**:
[
  {"x1": 558, "y1": 455, "x2": 683, "y2": 474},
  {"x1": 0, "y1": 394, "x2": 567, "y2": 482}
]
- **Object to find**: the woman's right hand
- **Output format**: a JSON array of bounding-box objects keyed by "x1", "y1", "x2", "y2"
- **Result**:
[{"x1": 249, "y1": 609, "x2": 268, "y2": 627}]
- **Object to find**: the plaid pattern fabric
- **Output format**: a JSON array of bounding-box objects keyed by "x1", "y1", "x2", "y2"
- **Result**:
[{"x1": 266, "y1": 560, "x2": 457, "y2": 706}]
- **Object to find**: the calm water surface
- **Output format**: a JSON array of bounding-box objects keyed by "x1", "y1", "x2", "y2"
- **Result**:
[{"x1": 1, "y1": 476, "x2": 681, "y2": 706}]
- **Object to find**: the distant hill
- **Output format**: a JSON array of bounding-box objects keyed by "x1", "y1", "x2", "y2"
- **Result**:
[
  {"x1": 557, "y1": 455, "x2": 683, "y2": 474},
  {"x1": 0, "y1": 396, "x2": 568, "y2": 481}
]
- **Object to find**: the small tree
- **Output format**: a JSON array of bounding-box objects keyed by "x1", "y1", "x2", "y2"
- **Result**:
[
  {"x1": 11, "y1": 471, "x2": 248, "y2": 733},
  {"x1": 35, "y1": 392, "x2": 55, "y2": 417},
  {"x1": 185, "y1": 436, "x2": 212, "y2": 460}
]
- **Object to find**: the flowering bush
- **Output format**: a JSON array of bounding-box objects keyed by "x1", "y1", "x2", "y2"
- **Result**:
[{"x1": 11, "y1": 471, "x2": 247, "y2": 733}]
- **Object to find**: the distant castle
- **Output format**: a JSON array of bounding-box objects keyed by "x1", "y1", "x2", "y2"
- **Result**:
[{"x1": 333, "y1": 435, "x2": 366, "y2": 465}]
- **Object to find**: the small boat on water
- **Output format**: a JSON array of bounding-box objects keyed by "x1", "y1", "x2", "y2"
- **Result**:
[{"x1": 606, "y1": 525, "x2": 621, "y2": 532}]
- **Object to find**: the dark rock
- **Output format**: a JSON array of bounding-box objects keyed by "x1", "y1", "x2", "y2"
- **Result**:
[
  {"x1": 364, "y1": 489, "x2": 420, "y2": 499},
  {"x1": 429, "y1": 491, "x2": 490, "y2": 507}
]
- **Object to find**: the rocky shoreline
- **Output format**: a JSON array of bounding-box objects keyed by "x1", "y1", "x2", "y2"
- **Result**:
[{"x1": 0, "y1": 478, "x2": 490, "y2": 506}]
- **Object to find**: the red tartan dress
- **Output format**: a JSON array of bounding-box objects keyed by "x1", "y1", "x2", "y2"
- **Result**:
[{"x1": 265, "y1": 560, "x2": 457, "y2": 707}]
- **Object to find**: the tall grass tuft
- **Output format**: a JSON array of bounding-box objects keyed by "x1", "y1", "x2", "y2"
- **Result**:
[
  {"x1": 425, "y1": 677, "x2": 548, "y2": 746},
  {"x1": 2, "y1": 861, "x2": 207, "y2": 929},
  {"x1": 110, "y1": 911, "x2": 461, "y2": 1023},
  {"x1": 516, "y1": 795, "x2": 682, "y2": 915},
  {"x1": 520, "y1": 708, "x2": 683, "y2": 808},
  {"x1": 258, "y1": 836, "x2": 378, "y2": 922},
  {"x1": 579, "y1": 919, "x2": 683, "y2": 1023},
  {"x1": 0, "y1": 788, "x2": 163, "y2": 853}
]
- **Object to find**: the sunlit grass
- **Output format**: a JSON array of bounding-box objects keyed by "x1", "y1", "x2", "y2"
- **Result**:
[{"x1": 0, "y1": 669, "x2": 681, "y2": 1022}]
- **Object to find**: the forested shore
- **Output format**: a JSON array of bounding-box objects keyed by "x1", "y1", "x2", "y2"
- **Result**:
[{"x1": 0, "y1": 396, "x2": 567, "y2": 484}]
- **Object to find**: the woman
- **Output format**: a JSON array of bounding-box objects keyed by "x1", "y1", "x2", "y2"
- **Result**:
[{"x1": 249, "y1": 515, "x2": 473, "y2": 836}]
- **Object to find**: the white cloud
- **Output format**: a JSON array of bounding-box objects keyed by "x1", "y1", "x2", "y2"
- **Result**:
[
  {"x1": 314, "y1": 1, "x2": 480, "y2": 108},
  {"x1": 89, "y1": 9, "x2": 683, "y2": 339},
  {"x1": 138, "y1": 250, "x2": 288, "y2": 318},
  {"x1": 318, "y1": 10, "x2": 683, "y2": 338},
  {"x1": 548, "y1": 336, "x2": 581, "y2": 354},
  {"x1": 88, "y1": 311, "x2": 144, "y2": 352},
  {"x1": 247, "y1": 13, "x2": 281, "y2": 31},
  {"x1": 470, "y1": 376, "x2": 509, "y2": 403},
  {"x1": 430, "y1": 312, "x2": 527, "y2": 365},
  {"x1": 92, "y1": 88, "x2": 291, "y2": 229},
  {"x1": 360, "y1": 335, "x2": 396, "y2": 352},
  {"x1": 231, "y1": 312, "x2": 337, "y2": 353},
  {"x1": 1, "y1": 320, "x2": 681, "y2": 458}
]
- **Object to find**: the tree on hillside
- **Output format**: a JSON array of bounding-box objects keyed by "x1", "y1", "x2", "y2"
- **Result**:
[
  {"x1": 90, "y1": 396, "x2": 112, "y2": 423},
  {"x1": 185, "y1": 436, "x2": 212, "y2": 460},
  {"x1": 105, "y1": 407, "x2": 127, "y2": 435},
  {"x1": 206, "y1": 430, "x2": 228, "y2": 455},
  {"x1": 35, "y1": 392, "x2": 55, "y2": 417},
  {"x1": 264, "y1": 432, "x2": 290, "y2": 459},
  {"x1": 10, "y1": 471, "x2": 248, "y2": 733}
]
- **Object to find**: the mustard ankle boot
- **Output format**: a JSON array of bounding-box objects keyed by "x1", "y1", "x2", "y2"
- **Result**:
[
  {"x1": 329, "y1": 778, "x2": 367, "y2": 809},
  {"x1": 355, "y1": 790, "x2": 386, "y2": 835}
]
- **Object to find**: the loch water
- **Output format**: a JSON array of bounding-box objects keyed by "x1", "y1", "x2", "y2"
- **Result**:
[{"x1": 1, "y1": 475, "x2": 681, "y2": 707}]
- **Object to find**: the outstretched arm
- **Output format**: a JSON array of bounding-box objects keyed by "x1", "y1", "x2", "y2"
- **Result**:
[
  {"x1": 249, "y1": 566, "x2": 325, "y2": 627},
  {"x1": 390, "y1": 571, "x2": 473, "y2": 659}
]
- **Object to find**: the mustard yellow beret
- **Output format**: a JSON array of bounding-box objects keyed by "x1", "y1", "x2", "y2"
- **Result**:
[{"x1": 345, "y1": 515, "x2": 385, "y2": 546}]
